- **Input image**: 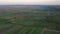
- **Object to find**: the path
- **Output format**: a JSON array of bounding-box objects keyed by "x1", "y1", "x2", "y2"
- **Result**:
[{"x1": 41, "y1": 28, "x2": 60, "y2": 34}]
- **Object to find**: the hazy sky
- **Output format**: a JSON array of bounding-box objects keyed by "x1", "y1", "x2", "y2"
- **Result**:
[{"x1": 0, "y1": 0, "x2": 60, "y2": 5}]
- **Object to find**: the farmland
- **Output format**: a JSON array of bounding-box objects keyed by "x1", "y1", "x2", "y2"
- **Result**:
[{"x1": 0, "y1": 5, "x2": 60, "y2": 34}]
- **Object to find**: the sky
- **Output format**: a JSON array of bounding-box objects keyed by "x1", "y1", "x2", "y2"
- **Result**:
[{"x1": 0, "y1": 0, "x2": 60, "y2": 5}]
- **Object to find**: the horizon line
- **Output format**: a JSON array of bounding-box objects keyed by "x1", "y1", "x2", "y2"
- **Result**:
[{"x1": 0, "y1": 4, "x2": 59, "y2": 5}]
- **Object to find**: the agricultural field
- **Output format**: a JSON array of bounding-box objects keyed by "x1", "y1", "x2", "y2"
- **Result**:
[
  {"x1": 43, "y1": 31, "x2": 60, "y2": 34},
  {"x1": 0, "y1": 5, "x2": 60, "y2": 34}
]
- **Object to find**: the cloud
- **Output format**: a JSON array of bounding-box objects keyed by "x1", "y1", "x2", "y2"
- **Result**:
[{"x1": 0, "y1": 0, "x2": 60, "y2": 5}]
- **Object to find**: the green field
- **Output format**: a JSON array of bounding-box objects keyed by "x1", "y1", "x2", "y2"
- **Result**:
[
  {"x1": 0, "y1": 5, "x2": 60, "y2": 34},
  {"x1": 0, "y1": 13, "x2": 47, "y2": 34},
  {"x1": 0, "y1": 13, "x2": 60, "y2": 34}
]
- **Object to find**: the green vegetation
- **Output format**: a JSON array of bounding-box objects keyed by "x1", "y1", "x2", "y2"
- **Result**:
[
  {"x1": 0, "y1": 5, "x2": 60, "y2": 34},
  {"x1": 43, "y1": 31, "x2": 60, "y2": 34}
]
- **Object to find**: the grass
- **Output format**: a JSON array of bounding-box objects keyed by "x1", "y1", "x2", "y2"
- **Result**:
[
  {"x1": 0, "y1": 13, "x2": 59, "y2": 34},
  {"x1": 0, "y1": 24, "x2": 13, "y2": 30},
  {"x1": 32, "y1": 27, "x2": 43, "y2": 34},
  {"x1": 19, "y1": 27, "x2": 31, "y2": 34},
  {"x1": 4, "y1": 26, "x2": 23, "y2": 34},
  {"x1": 4, "y1": 26, "x2": 43, "y2": 34},
  {"x1": 43, "y1": 31, "x2": 60, "y2": 34}
]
